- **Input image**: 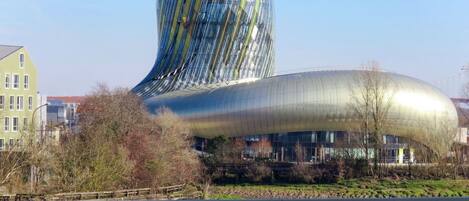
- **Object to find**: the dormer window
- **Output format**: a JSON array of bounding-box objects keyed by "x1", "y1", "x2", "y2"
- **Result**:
[{"x1": 19, "y1": 53, "x2": 25, "y2": 68}]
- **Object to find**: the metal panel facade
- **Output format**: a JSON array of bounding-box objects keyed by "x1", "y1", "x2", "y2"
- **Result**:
[
  {"x1": 134, "y1": 0, "x2": 274, "y2": 98},
  {"x1": 145, "y1": 71, "x2": 458, "y2": 145},
  {"x1": 134, "y1": 0, "x2": 459, "y2": 151}
]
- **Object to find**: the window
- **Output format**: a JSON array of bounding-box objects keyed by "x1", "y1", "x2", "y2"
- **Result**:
[
  {"x1": 4, "y1": 117, "x2": 9, "y2": 131},
  {"x1": 0, "y1": 96, "x2": 4, "y2": 110},
  {"x1": 5, "y1": 74, "x2": 10, "y2": 89},
  {"x1": 9, "y1": 96, "x2": 14, "y2": 110},
  {"x1": 0, "y1": 139, "x2": 3, "y2": 150},
  {"x1": 12, "y1": 117, "x2": 18, "y2": 132},
  {"x1": 16, "y1": 96, "x2": 23, "y2": 110},
  {"x1": 311, "y1": 132, "x2": 317, "y2": 143},
  {"x1": 19, "y1": 53, "x2": 25, "y2": 68},
  {"x1": 24, "y1": 75, "x2": 29, "y2": 89},
  {"x1": 326, "y1": 132, "x2": 335, "y2": 143},
  {"x1": 19, "y1": 96, "x2": 24, "y2": 110},
  {"x1": 28, "y1": 96, "x2": 33, "y2": 110},
  {"x1": 9, "y1": 139, "x2": 14, "y2": 147},
  {"x1": 13, "y1": 74, "x2": 19, "y2": 89}
]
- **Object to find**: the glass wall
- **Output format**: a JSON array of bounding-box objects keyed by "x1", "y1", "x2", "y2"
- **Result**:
[{"x1": 230, "y1": 132, "x2": 412, "y2": 163}]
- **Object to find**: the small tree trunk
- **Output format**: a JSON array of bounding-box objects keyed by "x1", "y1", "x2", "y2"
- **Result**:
[{"x1": 202, "y1": 182, "x2": 210, "y2": 200}]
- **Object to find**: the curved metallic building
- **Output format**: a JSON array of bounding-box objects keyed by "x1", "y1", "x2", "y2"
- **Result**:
[
  {"x1": 134, "y1": 0, "x2": 275, "y2": 98},
  {"x1": 135, "y1": 0, "x2": 459, "y2": 156},
  {"x1": 144, "y1": 71, "x2": 458, "y2": 145}
]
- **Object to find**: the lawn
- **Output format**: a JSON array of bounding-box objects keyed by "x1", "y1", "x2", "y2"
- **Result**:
[{"x1": 210, "y1": 179, "x2": 469, "y2": 199}]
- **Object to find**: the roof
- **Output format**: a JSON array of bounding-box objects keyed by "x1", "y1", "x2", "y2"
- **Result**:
[
  {"x1": 48, "y1": 96, "x2": 84, "y2": 104},
  {"x1": 0, "y1": 45, "x2": 22, "y2": 61}
]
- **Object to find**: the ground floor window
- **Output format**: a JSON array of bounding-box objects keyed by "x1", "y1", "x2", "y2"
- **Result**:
[
  {"x1": 197, "y1": 132, "x2": 415, "y2": 164},
  {"x1": 28, "y1": 96, "x2": 33, "y2": 110}
]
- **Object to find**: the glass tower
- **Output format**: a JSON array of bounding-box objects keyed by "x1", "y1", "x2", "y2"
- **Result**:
[{"x1": 134, "y1": 0, "x2": 275, "y2": 98}]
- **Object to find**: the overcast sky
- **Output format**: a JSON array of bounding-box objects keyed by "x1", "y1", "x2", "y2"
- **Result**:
[{"x1": 0, "y1": 0, "x2": 468, "y2": 97}]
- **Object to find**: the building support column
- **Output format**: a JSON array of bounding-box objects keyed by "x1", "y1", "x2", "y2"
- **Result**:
[
  {"x1": 398, "y1": 148, "x2": 404, "y2": 164},
  {"x1": 410, "y1": 148, "x2": 415, "y2": 163}
]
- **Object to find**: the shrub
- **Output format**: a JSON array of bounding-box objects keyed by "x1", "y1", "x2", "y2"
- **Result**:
[
  {"x1": 288, "y1": 164, "x2": 318, "y2": 184},
  {"x1": 245, "y1": 163, "x2": 272, "y2": 183}
]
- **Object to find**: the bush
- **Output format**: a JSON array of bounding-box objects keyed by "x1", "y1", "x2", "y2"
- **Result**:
[
  {"x1": 288, "y1": 165, "x2": 318, "y2": 184},
  {"x1": 245, "y1": 163, "x2": 272, "y2": 183},
  {"x1": 49, "y1": 86, "x2": 202, "y2": 192}
]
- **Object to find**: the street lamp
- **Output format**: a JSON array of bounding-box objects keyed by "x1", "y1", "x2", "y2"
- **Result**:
[
  {"x1": 461, "y1": 64, "x2": 469, "y2": 97},
  {"x1": 30, "y1": 103, "x2": 48, "y2": 193},
  {"x1": 32, "y1": 103, "x2": 48, "y2": 126}
]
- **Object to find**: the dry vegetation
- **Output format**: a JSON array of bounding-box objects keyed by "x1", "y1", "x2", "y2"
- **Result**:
[
  {"x1": 0, "y1": 85, "x2": 202, "y2": 194},
  {"x1": 1, "y1": 68, "x2": 467, "y2": 197},
  {"x1": 347, "y1": 62, "x2": 462, "y2": 177},
  {"x1": 201, "y1": 62, "x2": 468, "y2": 194},
  {"x1": 349, "y1": 62, "x2": 396, "y2": 176}
]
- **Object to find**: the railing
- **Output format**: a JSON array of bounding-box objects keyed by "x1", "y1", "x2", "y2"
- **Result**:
[{"x1": 0, "y1": 184, "x2": 202, "y2": 201}]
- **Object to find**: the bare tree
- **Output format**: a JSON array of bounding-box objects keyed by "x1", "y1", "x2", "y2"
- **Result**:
[
  {"x1": 294, "y1": 141, "x2": 305, "y2": 164},
  {"x1": 50, "y1": 128, "x2": 133, "y2": 192},
  {"x1": 0, "y1": 121, "x2": 54, "y2": 193},
  {"x1": 48, "y1": 86, "x2": 141, "y2": 192},
  {"x1": 251, "y1": 137, "x2": 272, "y2": 159},
  {"x1": 50, "y1": 85, "x2": 202, "y2": 192},
  {"x1": 0, "y1": 139, "x2": 28, "y2": 191},
  {"x1": 208, "y1": 136, "x2": 246, "y2": 164},
  {"x1": 333, "y1": 132, "x2": 358, "y2": 160},
  {"x1": 148, "y1": 108, "x2": 202, "y2": 187},
  {"x1": 2, "y1": 85, "x2": 202, "y2": 193},
  {"x1": 349, "y1": 61, "x2": 395, "y2": 176}
]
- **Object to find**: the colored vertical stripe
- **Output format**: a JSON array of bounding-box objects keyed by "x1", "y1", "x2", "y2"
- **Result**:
[
  {"x1": 234, "y1": 0, "x2": 261, "y2": 79},
  {"x1": 223, "y1": 0, "x2": 247, "y2": 65},
  {"x1": 208, "y1": 4, "x2": 233, "y2": 81},
  {"x1": 134, "y1": 0, "x2": 275, "y2": 98},
  {"x1": 166, "y1": 0, "x2": 194, "y2": 74}
]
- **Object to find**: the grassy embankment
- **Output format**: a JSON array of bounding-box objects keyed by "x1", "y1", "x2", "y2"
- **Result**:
[{"x1": 210, "y1": 179, "x2": 469, "y2": 199}]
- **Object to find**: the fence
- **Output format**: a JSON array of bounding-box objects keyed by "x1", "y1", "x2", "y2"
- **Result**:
[{"x1": 0, "y1": 184, "x2": 203, "y2": 201}]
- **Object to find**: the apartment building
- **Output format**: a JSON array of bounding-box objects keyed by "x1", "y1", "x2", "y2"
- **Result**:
[{"x1": 0, "y1": 45, "x2": 38, "y2": 150}]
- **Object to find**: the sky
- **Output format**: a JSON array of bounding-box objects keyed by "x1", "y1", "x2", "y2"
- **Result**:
[{"x1": 0, "y1": 0, "x2": 468, "y2": 97}]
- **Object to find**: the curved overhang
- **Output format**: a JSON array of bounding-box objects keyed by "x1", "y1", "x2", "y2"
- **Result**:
[{"x1": 144, "y1": 70, "x2": 458, "y2": 151}]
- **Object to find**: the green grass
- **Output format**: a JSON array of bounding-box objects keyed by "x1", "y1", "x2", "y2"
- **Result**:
[
  {"x1": 209, "y1": 193, "x2": 244, "y2": 200},
  {"x1": 211, "y1": 179, "x2": 469, "y2": 199}
]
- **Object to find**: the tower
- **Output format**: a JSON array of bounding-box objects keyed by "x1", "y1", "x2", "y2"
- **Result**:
[{"x1": 134, "y1": 0, "x2": 275, "y2": 98}]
